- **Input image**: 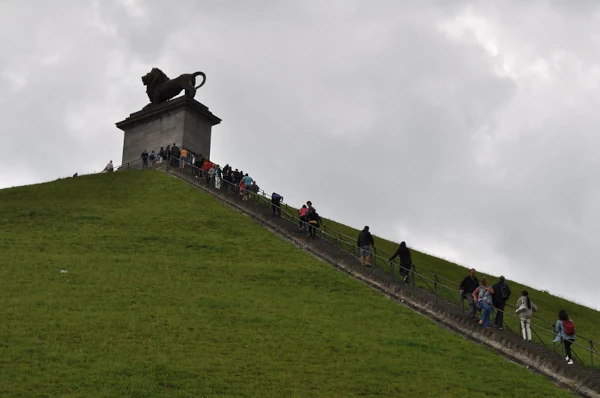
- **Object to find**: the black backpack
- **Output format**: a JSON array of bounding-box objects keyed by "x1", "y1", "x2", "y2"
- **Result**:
[{"x1": 500, "y1": 284, "x2": 510, "y2": 301}]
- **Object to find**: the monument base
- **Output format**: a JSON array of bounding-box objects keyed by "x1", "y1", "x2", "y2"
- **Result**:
[{"x1": 116, "y1": 97, "x2": 221, "y2": 165}]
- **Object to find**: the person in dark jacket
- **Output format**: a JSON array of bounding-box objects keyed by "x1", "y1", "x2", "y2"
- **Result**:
[
  {"x1": 306, "y1": 208, "x2": 321, "y2": 238},
  {"x1": 357, "y1": 226, "x2": 375, "y2": 266},
  {"x1": 459, "y1": 269, "x2": 480, "y2": 319},
  {"x1": 389, "y1": 241, "x2": 412, "y2": 283},
  {"x1": 492, "y1": 275, "x2": 511, "y2": 330},
  {"x1": 193, "y1": 154, "x2": 204, "y2": 178},
  {"x1": 170, "y1": 143, "x2": 180, "y2": 168},
  {"x1": 271, "y1": 192, "x2": 283, "y2": 216}
]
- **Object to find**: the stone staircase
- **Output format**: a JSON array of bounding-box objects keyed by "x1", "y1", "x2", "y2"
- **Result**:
[{"x1": 161, "y1": 165, "x2": 600, "y2": 397}]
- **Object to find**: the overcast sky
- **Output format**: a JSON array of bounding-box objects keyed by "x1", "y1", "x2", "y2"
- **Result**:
[{"x1": 2, "y1": 0, "x2": 599, "y2": 309}]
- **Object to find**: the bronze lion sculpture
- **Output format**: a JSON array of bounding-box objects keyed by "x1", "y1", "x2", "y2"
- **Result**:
[{"x1": 141, "y1": 67, "x2": 206, "y2": 106}]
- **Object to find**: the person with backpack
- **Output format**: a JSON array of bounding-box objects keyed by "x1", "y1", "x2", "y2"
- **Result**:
[
  {"x1": 149, "y1": 150, "x2": 156, "y2": 166},
  {"x1": 357, "y1": 226, "x2": 375, "y2": 267},
  {"x1": 472, "y1": 277, "x2": 495, "y2": 328},
  {"x1": 271, "y1": 192, "x2": 283, "y2": 216},
  {"x1": 306, "y1": 207, "x2": 322, "y2": 238},
  {"x1": 492, "y1": 276, "x2": 511, "y2": 330},
  {"x1": 555, "y1": 310, "x2": 576, "y2": 365},
  {"x1": 388, "y1": 241, "x2": 412, "y2": 283},
  {"x1": 515, "y1": 290, "x2": 537, "y2": 342}
]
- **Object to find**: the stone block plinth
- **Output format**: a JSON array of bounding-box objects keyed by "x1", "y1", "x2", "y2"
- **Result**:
[{"x1": 116, "y1": 97, "x2": 221, "y2": 165}]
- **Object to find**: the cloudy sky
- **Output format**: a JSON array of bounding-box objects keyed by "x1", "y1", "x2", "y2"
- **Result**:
[{"x1": 2, "y1": 0, "x2": 599, "y2": 309}]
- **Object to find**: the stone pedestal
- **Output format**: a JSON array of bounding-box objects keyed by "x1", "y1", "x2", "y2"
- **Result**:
[{"x1": 116, "y1": 97, "x2": 221, "y2": 165}]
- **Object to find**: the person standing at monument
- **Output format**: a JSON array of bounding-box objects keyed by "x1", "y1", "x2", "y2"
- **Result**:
[
  {"x1": 170, "y1": 143, "x2": 180, "y2": 168},
  {"x1": 180, "y1": 147, "x2": 188, "y2": 168},
  {"x1": 214, "y1": 164, "x2": 222, "y2": 189},
  {"x1": 141, "y1": 149, "x2": 149, "y2": 169},
  {"x1": 103, "y1": 160, "x2": 114, "y2": 173}
]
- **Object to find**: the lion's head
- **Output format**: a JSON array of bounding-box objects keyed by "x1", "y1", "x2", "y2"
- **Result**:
[{"x1": 141, "y1": 67, "x2": 170, "y2": 87}]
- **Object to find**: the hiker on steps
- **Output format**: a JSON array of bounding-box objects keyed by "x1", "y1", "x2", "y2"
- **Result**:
[
  {"x1": 271, "y1": 192, "x2": 283, "y2": 217},
  {"x1": 306, "y1": 207, "x2": 321, "y2": 238},
  {"x1": 214, "y1": 165, "x2": 222, "y2": 189},
  {"x1": 472, "y1": 277, "x2": 494, "y2": 328},
  {"x1": 515, "y1": 290, "x2": 537, "y2": 342},
  {"x1": 357, "y1": 226, "x2": 375, "y2": 267},
  {"x1": 298, "y1": 205, "x2": 308, "y2": 230},
  {"x1": 304, "y1": 201, "x2": 315, "y2": 236},
  {"x1": 555, "y1": 310, "x2": 576, "y2": 365},
  {"x1": 459, "y1": 269, "x2": 479, "y2": 320},
  {"x1": 492, "y1": 276, "x2": 511, "y2": 330},
  {"x1": 388, "y1": 241, "x2": 412, "y2": 283},
  {"x1": 242, "y1": 173, "x2": 253, "y2": 201}
]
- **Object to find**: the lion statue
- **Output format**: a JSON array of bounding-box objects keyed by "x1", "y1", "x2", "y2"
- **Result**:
[{"x1": 141, "y1": 67, "x2": 206, "y2": 106}]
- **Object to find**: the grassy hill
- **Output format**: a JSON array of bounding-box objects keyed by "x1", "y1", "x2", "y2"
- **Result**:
[{"x1": 0, "y1": 170, "x2": 577, "y2": 397}]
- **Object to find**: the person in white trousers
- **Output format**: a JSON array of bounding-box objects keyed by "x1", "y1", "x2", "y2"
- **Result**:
[
  {"x1": 516, "y1": 290, "x2": 537, "y2": 342},
  {"x1": 214, "y1": 165, "x2": 222, "y2": 189}
]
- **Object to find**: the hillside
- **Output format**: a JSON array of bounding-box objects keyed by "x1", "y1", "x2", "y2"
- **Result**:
[{"x1": 0, "y1": 171, "x2": 577, "y2": 397}]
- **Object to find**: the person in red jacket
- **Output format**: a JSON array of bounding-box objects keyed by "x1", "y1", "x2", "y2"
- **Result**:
[{"x1": 298, "y1": 205, "x2": 308, "y2": 229}]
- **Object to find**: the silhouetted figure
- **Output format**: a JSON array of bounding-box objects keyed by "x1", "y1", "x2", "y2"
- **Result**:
[
  {"x1": 492, "y1": 276, "x2": 511, "y2": 330},
  {"x1": 389, "y1": 241, "x2": 412, "y2": 283}
]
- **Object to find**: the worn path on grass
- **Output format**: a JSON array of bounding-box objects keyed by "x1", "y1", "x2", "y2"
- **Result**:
[{"x1": 162, "y1": 166, "x2": 600, "y2": 397}]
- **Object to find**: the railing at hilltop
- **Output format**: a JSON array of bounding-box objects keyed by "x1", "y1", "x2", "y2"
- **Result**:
[{"x1": 126, "y1": 157, "x2": 600, "y2": 390}]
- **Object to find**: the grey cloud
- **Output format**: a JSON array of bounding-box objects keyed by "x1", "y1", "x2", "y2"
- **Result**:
[{"x1": 2, "y1": 0, "x2": 600, "y2": 308}]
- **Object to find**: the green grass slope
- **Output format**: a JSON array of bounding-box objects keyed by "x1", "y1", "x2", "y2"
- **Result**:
[{"x1": 0, "y1": 171, "x2": 573, "y2": 397}]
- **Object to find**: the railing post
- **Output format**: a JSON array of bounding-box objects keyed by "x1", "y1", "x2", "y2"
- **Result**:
[
  {"x1": 590, "y1": 341, "x2": 594, "y2": 368},
  {"x1": 434, "y1": 274, "x2": 439, "y2": 307}
]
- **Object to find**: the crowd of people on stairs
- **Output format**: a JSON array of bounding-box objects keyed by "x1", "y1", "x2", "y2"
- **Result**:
[{"x1": 460, "y1": 269, "x2": 578, "y2": 365}]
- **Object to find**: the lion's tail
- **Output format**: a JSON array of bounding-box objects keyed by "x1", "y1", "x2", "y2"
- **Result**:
[{"x1": 193, "y1": 71, "x2": 206, "y2": 89}]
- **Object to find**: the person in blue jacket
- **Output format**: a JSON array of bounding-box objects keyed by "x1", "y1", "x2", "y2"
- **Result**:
[{"x1": 555, "y1": 309, "x2": 576, "y2": 365}]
